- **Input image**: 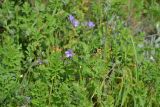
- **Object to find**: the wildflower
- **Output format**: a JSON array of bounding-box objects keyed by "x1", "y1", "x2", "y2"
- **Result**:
[
  {"x1": 65, "y1": 49, "x2": 74, "y2": 58},
  {"x1": 69, "y1": 15, "x2": 75, "y2": 22},
  {"x1": 68, "y1": 14, "x2": 79, "y2": 27},
  {"x1": 88, "y1": 21, "x2": 95, "y2": 28},
  {"x1": 72, "y1": 20, "x2": 79, "y2": 27}
]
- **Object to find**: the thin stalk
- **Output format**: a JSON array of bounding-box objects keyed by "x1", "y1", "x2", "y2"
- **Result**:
[{"x1": 130, "y1": 35, "x2": 138, "y2": 81}]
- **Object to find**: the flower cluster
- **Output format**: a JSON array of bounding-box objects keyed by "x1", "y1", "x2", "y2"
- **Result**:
[
  {"x1": 69, "y1": 15, "x2": 79, "y2": 27},
  {"x1": 68, "y1": 14, "x2": 95, "y2": 28},
  {"x1": 66, "y1": 15, "x2": 95, "y2": 58}
]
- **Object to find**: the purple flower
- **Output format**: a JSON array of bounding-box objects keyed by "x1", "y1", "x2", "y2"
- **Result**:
[
  {"x1": 65, "y1": 50, "x2": 74, "y2": 58},
  {"x1": 72, "y1": 20, "x2": 79, "y2": 27},
  {"x1": 69, "y1": 15, "x2": 75, "y2": 22},
  {"x1": 88, "y1": 21, "x2": 95, "y2": 28},
  {"x1": 68, "y1": 14, "x2": 79, "y2": 27}
]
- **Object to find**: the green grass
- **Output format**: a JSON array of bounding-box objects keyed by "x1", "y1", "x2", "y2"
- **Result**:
[{"x1": 0, "y1": 0, "x2": 160, "y2": 107}]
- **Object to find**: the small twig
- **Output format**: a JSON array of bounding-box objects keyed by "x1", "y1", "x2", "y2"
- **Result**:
[
  {"x1": 105, "y1": 63, "x2": 116, "y2": 81},
  {"x1": 145, "y1": 33, "x2": 160, "y2": 38}
]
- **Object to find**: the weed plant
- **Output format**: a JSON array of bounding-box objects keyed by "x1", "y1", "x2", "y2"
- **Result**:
[{"x1": 0, "y1": 0, "x2": 160, "y2": 107}]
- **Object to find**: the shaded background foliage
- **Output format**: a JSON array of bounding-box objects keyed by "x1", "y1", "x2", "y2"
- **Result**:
[{"x1": 0, "y1": 0, "x2": 160, "y2": 107}]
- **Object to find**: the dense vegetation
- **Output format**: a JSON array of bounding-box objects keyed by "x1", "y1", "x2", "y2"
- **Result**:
[{"x1": 0, "y1": 0, "x2": 160, "y2": 107}]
